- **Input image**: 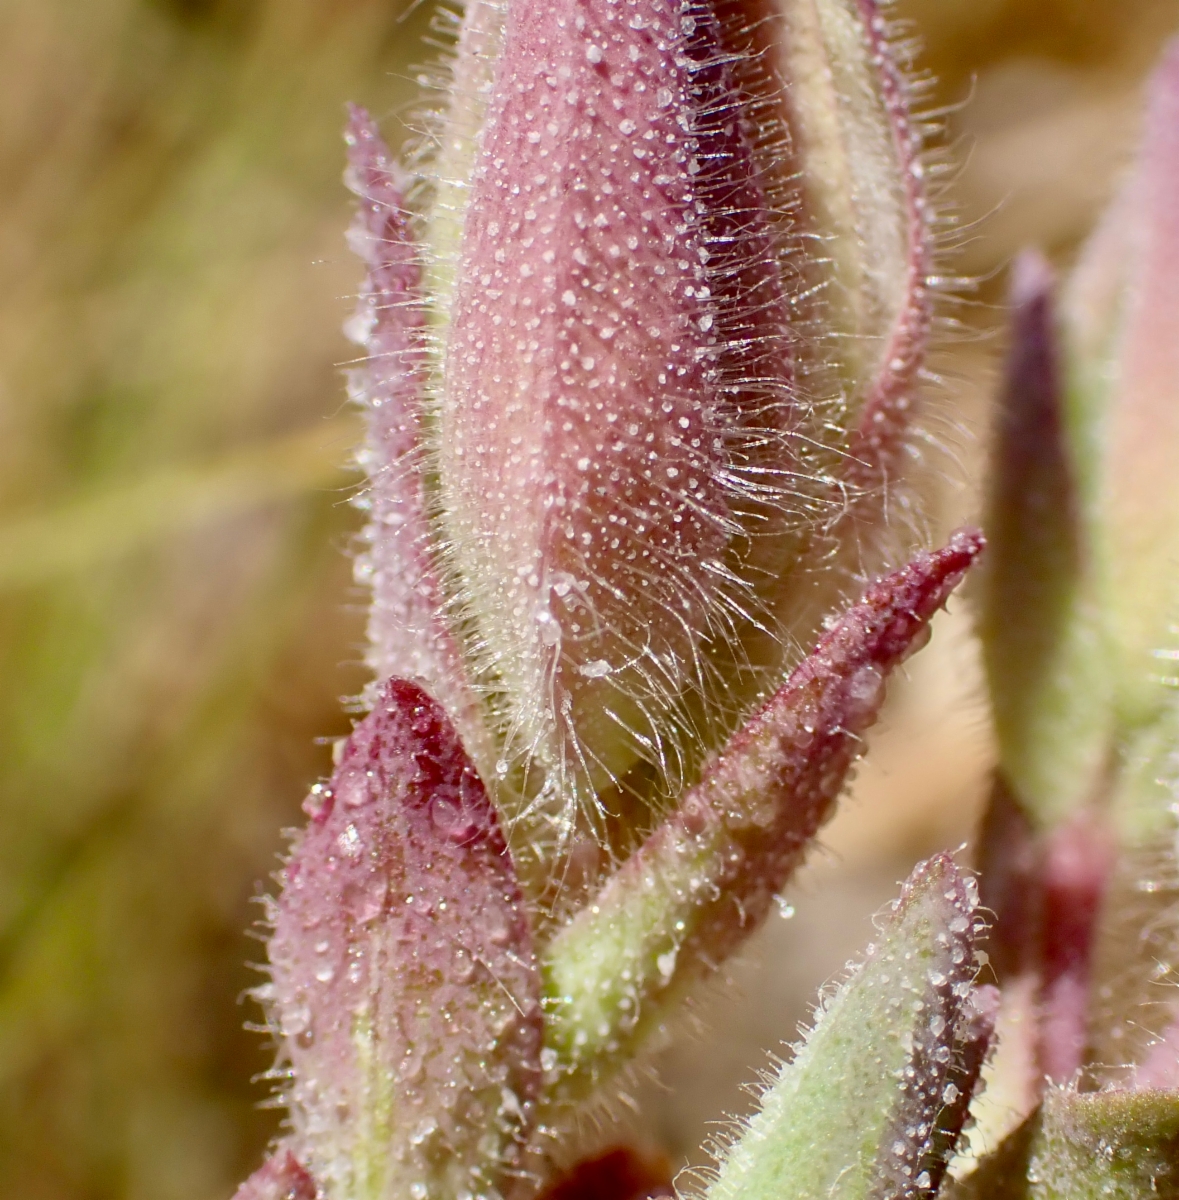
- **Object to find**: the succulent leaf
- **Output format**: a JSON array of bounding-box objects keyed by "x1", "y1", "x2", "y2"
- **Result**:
[
  {"x1": 980, "y1": 251, "x2": 1111, "y2": 831},
  {"x1": 695, "y1": 855, "x2": 990, "y2": 1200},
  {"x1": 232, "y1": 1151, "x2": 319, "y2": 1200},
  {"x1": 1061, "y1": 38, "x2": 1179, "y2": 733},
  {"x1": 541, "y1": 530, "x2": 983, "y2": 1100},
  {"x1": 260, "y1": 679, "x2": 542, "y2": 1200},
  {"x1": 344, "y1": 108, "x2": 495, "y2": 780},
  {"x1": 1026, "y1": 1086, "x2": 1179, "y2": 1199}
]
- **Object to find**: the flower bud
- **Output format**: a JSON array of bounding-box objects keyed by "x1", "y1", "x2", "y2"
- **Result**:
[{"x1": 424, "y1": 0, "x2": 933, "y2": 831}]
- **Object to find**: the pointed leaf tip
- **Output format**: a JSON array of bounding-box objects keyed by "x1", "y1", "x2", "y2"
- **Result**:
[
  {"x1": 699, "y1": 855, "x2": 989, "y2": 1200},
  {"x1": 759, "y1": 0, "x2": 932, "y2": 484},
  {"x1": 232, "y1": 1151, "x2": 317, "y2": 1200},
  {"x1": 542, "y1": 532, "x2": 983, "y2": 1099},
  {"x1": 343, "y1": 109, "x2": 491, "y2": 775},
  {"x1": 264, "y1": 678, "x2": 542, "y2": 1200}
]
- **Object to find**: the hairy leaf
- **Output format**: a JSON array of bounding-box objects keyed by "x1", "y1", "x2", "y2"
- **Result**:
[
  {"x1": 1028, "y1": 1087, "x2": 1179, "y2": 1199},
  {"x1": 344, "y1": 108, "x2": 494, "y2": 780},
  {"x1": 257, "y1": 679, "x2": 542, "y2": 1200},
  {"x1": 697, "y1": 855, "x2": 990, "y2": 1200},
  {"x1": 542, "y1": 530, "x2": 983, "y2": 1099}
]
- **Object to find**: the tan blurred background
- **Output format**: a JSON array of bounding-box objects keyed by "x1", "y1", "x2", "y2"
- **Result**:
[{"x1": 1, "y1": 1, "x2": 1177, "y2": 1196}]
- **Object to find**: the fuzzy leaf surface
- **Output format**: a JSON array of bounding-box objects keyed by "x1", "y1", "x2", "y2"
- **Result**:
[
  {"x1": 699, "y1": 855, "x2": 989, "y2": 1200},
  {"x1": 435, "y1": 0, "x2": 754, "y2": 817},
  {"x1": 1028, "y1": 1087, "x2": 1179, "y2": 1199},
  {"x1": 542, "y1": 530, "x2": 983, "y2": 1099},
  {"x1": 778, "y1": 0, "x2": 931, "y2": 479},
  {"x1": 344, "y1": 108, "x2": 493, "y2": 778},
  {"x1": 261, "y1": 679, "x2": 542, "y2": 1200}
]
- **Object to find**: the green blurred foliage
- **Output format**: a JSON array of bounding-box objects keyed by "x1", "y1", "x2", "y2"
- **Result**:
[{"x1": 0, "y1": 1, "x2": 1177, "y2": 1198}]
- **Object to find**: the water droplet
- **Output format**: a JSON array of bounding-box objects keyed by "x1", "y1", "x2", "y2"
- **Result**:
[
  {"x1": 430, "y1": 795, "x2": 480, "y2": 843},
  {"x1": 338, "y1": 824, "x2": 362, "y2": 857},
  {"x1": 410, "y1": 1117, "x2": 438, "y2": 1146}
]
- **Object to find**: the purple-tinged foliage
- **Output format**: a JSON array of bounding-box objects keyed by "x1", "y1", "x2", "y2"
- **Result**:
[
  {"x1": 979, "y1": 39, "x2": 1179, "y2": 1101},
  {"x1": 229, "y1": 4, "x2": 1179, "y2": 1200},
  {"x1": 344, "y1": 108, "x2": 494, "y2": 780},
  {"x1": 980, "y1": 252, "x2": 1107, "y2": 831},
  {"x1": 841, "y1": 0, "x2": 934, "y2": 485},
  {"x1": 919, "y1": 982, "x2": 1001, "y2": 1198},
  {"x1": 976, "y1": 776, "x2": 1041, "y2": 982},
  {"x1": 427, "y1": 0, "x2": 936, "y2": 847},
  {"x1": 1036, "y1": 811, "x2": 1112, "y2": 1084},
  {"x1": 543, "y1": 530, "x2": 983, "y2": 1096},
  {"x1": 232, "y1": 1150, "x2": 318, "y2": 1200},
  {"x1": 261, "y1": 679, "x2": 542, "y2": 1200},
  {"x1": 436, "y1": 0, "x2": 739, "y2": 813}
]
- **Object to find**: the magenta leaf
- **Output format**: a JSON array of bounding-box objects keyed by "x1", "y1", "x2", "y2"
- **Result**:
[
  {"x1": 543, "y1": 529, "x2": 984, "y2": 1097},
  {"x1": 344, "y1": 107, "x2": 493, "y2": 778},
  {"x1": 257, "y1": 679, "x2": 542, "y2": 1200}
]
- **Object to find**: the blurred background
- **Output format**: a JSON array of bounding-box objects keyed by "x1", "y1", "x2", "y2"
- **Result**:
[{"x1": 1, "y1": 1, "x2": 1177, "y2": 1196}]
